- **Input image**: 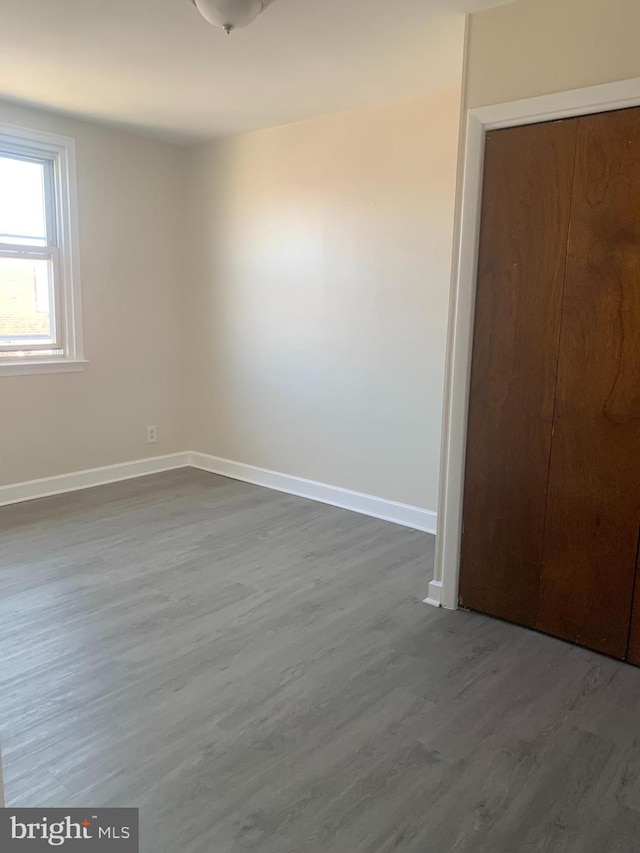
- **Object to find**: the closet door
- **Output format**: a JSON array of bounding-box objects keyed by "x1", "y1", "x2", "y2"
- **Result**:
[
  {"x1": 538, "y1": 108, "x2": 640, "y2": 658},
  {"x1": 459, "y1": 119, "x2": 579, "y2": 626}
]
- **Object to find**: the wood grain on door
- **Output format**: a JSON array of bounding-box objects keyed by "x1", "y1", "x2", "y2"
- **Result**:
[
  {"x1": 459, "y1": 119, "x2": 579, "y2": 628},
  {"x1": 538, "y1": 109, "x2": 640, "y2": 658}
]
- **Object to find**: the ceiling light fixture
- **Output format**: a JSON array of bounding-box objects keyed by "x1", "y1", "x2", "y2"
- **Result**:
[{"x1": 191, "y1": 0, "x2": 271, "y2": 34}]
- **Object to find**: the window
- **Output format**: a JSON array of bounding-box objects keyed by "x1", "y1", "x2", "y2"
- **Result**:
[{"x1": 0, "y1": 124, "x2": 84, "y2": 375}]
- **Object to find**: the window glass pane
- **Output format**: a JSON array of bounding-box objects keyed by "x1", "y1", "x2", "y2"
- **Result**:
[
  {"x1": 0, "y1": 155, "x2": 48, "y2": 246},
  {"x1": 0, "y1": 256, "x2": 53, "y2": 346}
]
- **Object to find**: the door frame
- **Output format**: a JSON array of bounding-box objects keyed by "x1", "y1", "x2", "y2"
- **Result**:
[{"x1": 429, "y1": 76, "x2": 640, "y2": 611}]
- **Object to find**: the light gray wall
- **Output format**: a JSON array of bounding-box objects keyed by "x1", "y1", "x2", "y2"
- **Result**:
[
  {"x1": 466, "y1": 0, "x2": 640, "y2": 108},
  {"x1": 184, "y1": 76, "x2": 465, "y2": 510},
  {"x1": 0, "y1": 101, "x2": 186, "y2": 486},
  {"x1": 1, "y1": 41, "x2": 465, "y2": 514}
]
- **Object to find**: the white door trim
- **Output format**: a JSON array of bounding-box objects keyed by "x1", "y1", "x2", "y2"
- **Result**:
[{"x1": 433, "y1": 76, "x2": 640, "y2": 611}]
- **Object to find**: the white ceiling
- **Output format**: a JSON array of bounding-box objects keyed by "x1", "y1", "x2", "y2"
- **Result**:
[{"x1": 0, "y1": 0, "x2": 513, "y2": 144}]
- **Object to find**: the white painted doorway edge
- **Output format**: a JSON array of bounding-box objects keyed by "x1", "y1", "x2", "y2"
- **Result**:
[{"x1": 427, "y1": 76, "x2": 640, "y2": 610}]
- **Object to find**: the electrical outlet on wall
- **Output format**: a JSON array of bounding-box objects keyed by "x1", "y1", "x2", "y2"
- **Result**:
[{"x1": 147, "y1": 426, "x2": 157, "y2": 444}]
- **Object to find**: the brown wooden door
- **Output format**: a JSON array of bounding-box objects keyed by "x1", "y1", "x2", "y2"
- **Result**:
[
  {"x1": 458, "y1": 119, "x2": 579, "y2": 627},
  {"x1": 461, "y1": 106, "x2": 640, "y2": 661},
  {"x1": 538, "y1": 109, "x2": 640, "y2": 658}
]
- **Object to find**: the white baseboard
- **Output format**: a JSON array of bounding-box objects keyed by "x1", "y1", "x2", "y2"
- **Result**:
[
  {"x1": 0, "y1": 453, "x2": 190, "y2": 508},
  {"x1": 188, "y1": 452, "x2": 437, "y2": 533},
  {"x1": 0, "y1": 451, "x2": 437, "y2": 534},
  {"x1": 423, "y1": 579, "x2": 443, "y2": 608}
]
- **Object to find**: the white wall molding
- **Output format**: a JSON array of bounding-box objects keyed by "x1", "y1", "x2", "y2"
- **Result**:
[
  {"x1": 435, "y1": 75, "x2": 640, "y2": 612},
  {"x1": 189, "y1": 452, "x2": 437, "y2": 534},
  {"x1": 0, "y1": 453, "x2": 190, "y2": 508},
  {"x1": 423, "y1": 580, "x2": 443, "y2": 609},
  {"x1": 0, "y1": 450, "x2": 437, "y2": 534}
]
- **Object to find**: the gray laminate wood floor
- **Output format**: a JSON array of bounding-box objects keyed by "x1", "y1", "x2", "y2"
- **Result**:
[{"x1": 2, "y1": 469, "x2": 640, "y2": 852}]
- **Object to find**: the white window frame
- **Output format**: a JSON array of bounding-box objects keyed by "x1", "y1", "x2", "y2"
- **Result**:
[{"x1": 0, "y1": 123, "x2": 85, "y2": 376}]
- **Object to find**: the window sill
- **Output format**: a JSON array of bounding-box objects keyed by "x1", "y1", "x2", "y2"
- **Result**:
[{"x1": 0, "y1": 359, "x2": 88, "y2": 377}]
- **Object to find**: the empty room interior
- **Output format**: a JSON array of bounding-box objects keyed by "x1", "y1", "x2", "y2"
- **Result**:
[{"x1": 3, "y1": 0, "x2": 640, "y2": 849}]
